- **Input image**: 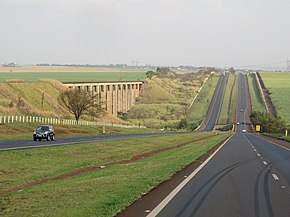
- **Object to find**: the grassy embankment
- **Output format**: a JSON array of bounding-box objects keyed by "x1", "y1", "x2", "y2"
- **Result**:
[
  {"x1": 247, "y1": 73, "x2": 266, "y2": 113},
  {"x1": 0, "y1": 79, "x2": 69, "y2": 117},
  {"x1": 128, "y1": 73, "x2": 205, "y2": 128},
  {"x1": 259, "y1": 72, "x2": 290, "y2": 125},
  {"x1": 217, "y1": 73, "x2": 237, "y2": 127},
  {"x1": 0, "y1": 131, "x2": 231, "y2": 217},
  {"x1": 187, "y1": 73, "x2": 221, "y2": 128}
]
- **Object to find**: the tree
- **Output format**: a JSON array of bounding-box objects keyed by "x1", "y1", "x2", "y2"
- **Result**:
[
  {"x1": 146, "y1": 71, "x2": 155, "y2": 79},
  {"x1": 229, "y1": 67, "x2": 236, "y2": 74},
  {"x1": 250, "y1": 111, "x2": 286, "y2": 133},
  {"x1": 58, "y1": 89, "x2": 104, "y2": 123}
]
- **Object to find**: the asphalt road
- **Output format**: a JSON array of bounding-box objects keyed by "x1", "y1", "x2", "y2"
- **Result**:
[
  {"x1": 197, "y1": 73, "x2": 228, "y2": 131},
  {"x1": 0, "y1": 132, "x2": 185, "y2": 151},
  {"x1": 148, "y1": 74, "x2": 290, "y2": 217}
]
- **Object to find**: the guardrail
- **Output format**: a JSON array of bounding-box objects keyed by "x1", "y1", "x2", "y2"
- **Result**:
[{"x1": 0, "y1": 115, "x2": 145, "y2": 129}]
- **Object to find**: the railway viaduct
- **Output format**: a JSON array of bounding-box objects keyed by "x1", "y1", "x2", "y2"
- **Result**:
[{"x1": 63, "y1": 81, "x2": 143, "y2": 116}]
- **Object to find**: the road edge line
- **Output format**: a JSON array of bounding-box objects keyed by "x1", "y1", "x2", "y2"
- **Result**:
[{"x1": 146, "y1": 133, "x2": 235, "y2": 217}]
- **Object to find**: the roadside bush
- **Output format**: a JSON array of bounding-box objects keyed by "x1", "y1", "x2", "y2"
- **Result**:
[{"x1": 250, "y1": 111, "x2": 286, "y2": 133}]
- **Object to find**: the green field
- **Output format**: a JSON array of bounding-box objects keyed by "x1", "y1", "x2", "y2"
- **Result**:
[
  {"x1": 0, "y1": 132, "x2": 230, "y2": 216},
  {"x1": 0, "y1": 71, "x2": 146, "y2": 82},
  {"x1": 187, "y1": 73, "x2": 221, "y2": 127},
  {"x1": 259, "y1": 72, "x2": 290, "y2": 124},
  {"x1": 247, "y1": 73, "x2": 266, "y2": 113},
  {"x1": 217, "y1": 73, "x2": 237, "y2": 125}
]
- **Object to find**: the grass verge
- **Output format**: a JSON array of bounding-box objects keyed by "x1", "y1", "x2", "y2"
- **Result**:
[
  {"x1": 218, "y1": 73, "x2": 237, "y2": 125},
  {"x1": 0, "y1": 122, "x2": 160, "y2": 140},
  {"x1": 187, "y1": 73, "x2": 221, "y2": 127},
  {"x1": 247, "y1": 73, "x2": 266, "y2": 112},
  {"x1": 0, "y1": 132, "x2": 230, "y2": 216}
]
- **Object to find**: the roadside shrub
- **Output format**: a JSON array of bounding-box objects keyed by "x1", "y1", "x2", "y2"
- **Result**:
[{"x1": 250, "y1": 111, "x2": 286, "y2": 133}]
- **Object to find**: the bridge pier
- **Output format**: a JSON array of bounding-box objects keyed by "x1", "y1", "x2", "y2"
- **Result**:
[{"x1": 63, "y1": 81, "x2": 143, "y2": 116}]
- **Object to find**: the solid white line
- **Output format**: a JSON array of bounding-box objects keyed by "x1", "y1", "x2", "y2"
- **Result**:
[
  {"x1": 263, "y1": 161, "x2": 268, "y2": 165},
  {"x1": 272, "y1": 174, "x2": 279, "y2": 181},
  {"x1": 146, "y1": 133, "x2": 235, "y2": 217},
  {"x1": 255, "y1": 135, "x2": 290, "y2": 152}
]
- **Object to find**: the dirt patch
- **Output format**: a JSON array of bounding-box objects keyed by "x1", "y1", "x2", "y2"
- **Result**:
[
  {"x1": 0, "y1": 134, "x2": 218, "y2": 195},
  {"x1": 256, "y1": 72, "x2": 277, "y2": 117}
]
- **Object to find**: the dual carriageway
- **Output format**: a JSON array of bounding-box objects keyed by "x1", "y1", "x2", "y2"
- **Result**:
[{"x1": 1, "y1": 73, "x2": 290, "y2": 217}]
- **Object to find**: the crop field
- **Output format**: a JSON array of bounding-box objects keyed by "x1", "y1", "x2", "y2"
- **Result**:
[
  {"x1": 0, "y1": 71, "x2": 146, "y2": 82},
  {"x1": 0, "y1": 66, "x2": 146, "y2": 82},
  {"x1": 0, "y1": 132, "x2": 230, "y2": 217},
  {"x1": 259, "y1": 72, "x2": 290, "y2": 124},
  {"x1": 247, "y1": 73, "x2": 266, "y2": 113}
]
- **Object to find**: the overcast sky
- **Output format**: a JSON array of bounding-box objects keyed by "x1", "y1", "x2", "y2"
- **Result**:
[{"x1": 0, "y1": 0, "x2": 289, "y2": 68}]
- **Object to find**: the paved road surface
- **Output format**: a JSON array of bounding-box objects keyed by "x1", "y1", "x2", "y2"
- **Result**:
[
  {"x1": 197, "y1": 73, "x2": 228, "y2": 131},
  {"x1": 149, "y1": 74, "x2": 290, "y2": 217},
  {"x1": 0, "y1": 132, "x2": 185, "y2": 151}
]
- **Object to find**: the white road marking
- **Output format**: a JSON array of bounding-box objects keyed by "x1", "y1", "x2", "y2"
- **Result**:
[
  {"x1": 257, "y1": 154, "x2": 261, "y2": 157},
  {"x1": 272, "y1": 174, "x2": 279, "y2": 181},
  {"x1": 146, "y1": 134, "x2": 235, "y2": 217},
  {"x1": 263, "y1": 161, "x2": 268, "y2": 165},
  {"x1": 253, "y1": 149, "x2": 257, "y2": 152},
  {"x1": 254, "y1": 135, "x2": 290, "y2": 152}
]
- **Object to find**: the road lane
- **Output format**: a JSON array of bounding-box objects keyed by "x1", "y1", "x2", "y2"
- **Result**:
[
  {"x1": 154, "y1": 132, "x2": 290, "y2": 217},
  {"x1": 148, "y1": 73, "x2": 290, "y2": 217},
  {"x1": 198, "y1": 73, "x2": 228, "y2": 131},
  {"x1": 0, "y1": 132, "x2": 187, "y2": 151}
]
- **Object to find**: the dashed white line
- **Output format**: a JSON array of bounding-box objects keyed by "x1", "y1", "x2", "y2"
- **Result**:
[
  {"x1": 263, "y1": 161, "x2": 268, "y2": 165},
  {"x1": 257, "y1": 154, "x2": 261, "y2": 157},
  {"x1": 253, "y1": 149, "x2": 257, "y2": 152},
  {"x1": 272, "y1": 174, "x2": 279, "y2": 181}
]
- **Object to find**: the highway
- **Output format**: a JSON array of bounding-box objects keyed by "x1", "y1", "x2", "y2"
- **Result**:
[
  {"x1": 147, "y1": 74, "x2": 290, "y2": 217},
  {"x1": 197, "y1": 73, "x2": 228, "y2": 131},
  {"x1": 0, "y1": 132, "x2": 186, "y2": 151}
]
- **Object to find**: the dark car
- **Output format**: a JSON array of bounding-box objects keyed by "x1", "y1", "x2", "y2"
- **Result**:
[{"x1": 33, "y1": 125, "x2": 55, "y2": 141}]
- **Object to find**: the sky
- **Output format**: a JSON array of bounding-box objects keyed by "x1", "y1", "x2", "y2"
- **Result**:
[{"x1": 0, "y1": 0, "x2": 289, "y2": 68}]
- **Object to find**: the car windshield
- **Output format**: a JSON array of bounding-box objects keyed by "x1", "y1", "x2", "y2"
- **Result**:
[{"x1": 36, "y1": 126, "x2": 49, "y2": 131}]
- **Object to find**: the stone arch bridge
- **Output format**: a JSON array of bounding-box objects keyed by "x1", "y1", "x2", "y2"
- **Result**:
[{"x1": 63, "y1": 81, "x2": 143, "y2": 116}]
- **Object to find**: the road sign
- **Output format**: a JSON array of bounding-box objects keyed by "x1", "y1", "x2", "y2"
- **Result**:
[{"x1": 255, "y1": 125, "x2": 261, "y2": 132}]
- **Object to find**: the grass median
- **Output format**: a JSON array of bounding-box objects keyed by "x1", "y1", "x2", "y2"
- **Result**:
[{"x1": 0, "y1": 131, "x2": 230, "y2": 217}]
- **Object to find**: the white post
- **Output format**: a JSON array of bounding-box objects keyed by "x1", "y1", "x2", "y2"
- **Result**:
[
  {"x1": 4, "y1": 116, "x2": 6, "y2": 124},
  {"x1": 8, "y1": 116, "x2": 10, "y2": 123},
  {"x1": 0, "y1": 116, "x2": 2, "y2": 124},
  {"x1": 12, "y1": 116, "x2": 14, "y2": 123}
]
